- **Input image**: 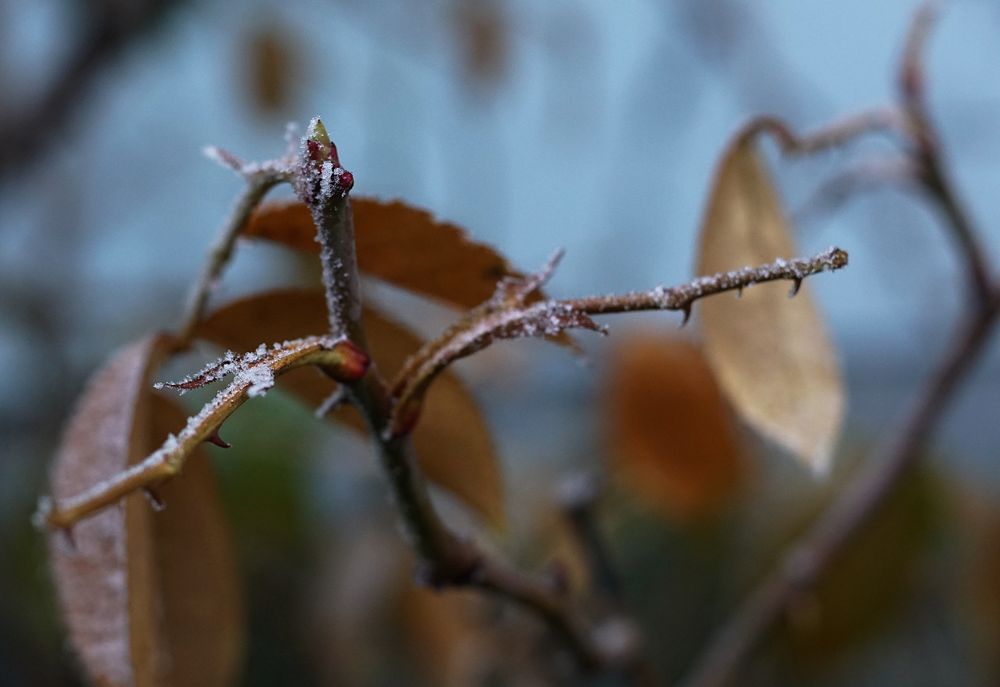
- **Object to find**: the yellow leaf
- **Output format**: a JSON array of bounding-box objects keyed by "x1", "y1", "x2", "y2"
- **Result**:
[
  {"x1": 48, "y1": 334, "x2": 243, "y2": 687},
  {"x1": 195, "y1": 289, "x2": 505, "y2": 527},
  {"x1": 696, "y1": 129, "x2": 844, "y2": 473},
  {"x1": 605, "y1": 332, "x2": 745, "y2": 522}
]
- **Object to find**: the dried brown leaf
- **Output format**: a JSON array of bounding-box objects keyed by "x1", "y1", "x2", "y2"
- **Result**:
[
  {"x1": 243, "y1": 197, "x2": 523, "y2": 309},
  {"x1": 696, "y1": 129, "x2": 844, "y2": 473},
  {"x1": 605, "y1": 333, "x2": 745, "y2": 521},
  {"x1": 48, "y1": 334, "x2": 243, "y2": 687},
  {"x1": 146, "y1": 395, "x2": 244, "y2": 687},
  {"x1": 195, "y1": 289, "x2": 505, "y2": 526}
]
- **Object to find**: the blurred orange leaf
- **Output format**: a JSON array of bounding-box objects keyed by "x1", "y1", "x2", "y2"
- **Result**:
[
  {"x1": 241, "y1": 22, "x2": 299, "y2": 115},
  {"x1": 243, "y1": 197, "x2": 523, "y2": 309},
  {"x1": 449, "y1": 1, "x2": 508, "y2": 89},
  {"x1": 605, "y1": 333, "x2": 744, "y2": 521},
  {"x1": 696, "y1": 128, "x2": 844, "y2": 473},
  {"x1": 48, "y1": 334, "x2": 243, "y2": 687},
  {"x1": 195, "y1": 289, "x2": 505, "y2": 527}
]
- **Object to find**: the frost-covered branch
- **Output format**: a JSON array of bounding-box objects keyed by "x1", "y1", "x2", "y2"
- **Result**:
[
  {"x1": 177, "y1": 142, "x2": 297, "y2": 345},
  {"x1": 281, "y1": 119, "x2": 648, "y2": 675},
  {"x1": 295, "y1": 118, "x2": 362, "y2": 343},
  {"x1": 34, "y1": 337, "x2": 368, "y2": 530},
  {"x1": 388, "y1": 246, "x2": 848, "y2": 437}
]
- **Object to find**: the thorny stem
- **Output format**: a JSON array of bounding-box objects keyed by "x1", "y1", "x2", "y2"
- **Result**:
[
  {"x1": 36, "y1": 337, "x2": 360, "y2": 530},
  {"x1": 178, "y1": 168, "x2": 290, "y2": 345},
  {"x1": 351, "y1": 365, "x2": 608, "y2": 669},
  {"x1": 565, "y1": 247, "x2": 847, "y2": 317},
  {"x1": 683, "y1": 4, "x2": 1000, "y2": 684},
  {"x1": 387, "y1": 247, "x2": 848, "y2": 435},
  {"x1": 299, "y1": 121, "x2": 627, "y2": 672}
]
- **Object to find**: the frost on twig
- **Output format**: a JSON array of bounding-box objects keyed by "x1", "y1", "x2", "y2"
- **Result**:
[
  {"x1": 156, "y1": 343, "x2": 288, "y2": 398},
  {"x1": 202, "y1": 140, "x2": 297, "y2": 180},
  {"x1": 35, "y1": 336, "x2": 369, "y2": 531},
  {"x1": 178, "y1": 130, "x2": 302, "y2": 345},
  {"x1": 386, "y1": 249, "x2": 605, "y2": 436},
  {"x1": 386, "y1": 247, "x2": 848, "y2": 437}
]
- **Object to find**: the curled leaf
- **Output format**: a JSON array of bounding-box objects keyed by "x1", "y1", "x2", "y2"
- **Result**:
[
  {"x1": 46, "y1": 334, "x2": 242, "y2": 687},
  {"x1": 696, "y1": 127, "x2": 845, "y2": 473},
  {"x1": 195, "y1": 289, "x2": 505, "y2": 527}
]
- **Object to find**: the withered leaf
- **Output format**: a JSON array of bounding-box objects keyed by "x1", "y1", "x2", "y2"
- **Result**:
[
  {"x1": 696, "y1": 128, "x2": 844, "y2": 473},
  {"x1": 243, "y1": 197, "x2": 523, "y2": 308},
  {"x1": 605, "y1": 333, "x2": 744, "y2": 521},
  {"x1": 195, "y1": 289, "x2": 505, "y2": 527},
  {"x1": 146, "y1": 395, "x2": 244, "y2": 687},
  {"x1": 48, "y1": 334, "x2": 243, "y2": 687}
]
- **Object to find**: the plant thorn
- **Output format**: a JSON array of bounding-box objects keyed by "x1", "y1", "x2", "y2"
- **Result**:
[
  {"x1": 679, "y1": 304, "x2": 692, "y2": 327},
  {"x1": 206, "y1": 428, "x2": 231, "y2": 449},
  {"x1": 142, "y1": 487, "x2": 166, "y2": 512},
  {"x1": 60, "y1": 526, "x2": 77, "y2": 551}
]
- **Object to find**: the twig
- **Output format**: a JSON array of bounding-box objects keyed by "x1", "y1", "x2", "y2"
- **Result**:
[
  {"x1": 556, "y1": 474, "x2": 661, "y2": 684},
  {"x1": 293, "y1": 119, "x2": 649, "y2": 673},
  {"x1": 177, "y1": 152, "x2": 294, "y2": 345},
  {"x1": 294, "y1": 118, "x2": 362, "y2": 341},
  {"x1": 792, "y1": 156, "x2": 919, "y2": 226},
  {"x1": 0, "y1": 0, "x2": 178, "y2": 176},
  {"x1": 898, "y1": 1, "x2": 994, "y2": 305},
  {"x1": 682, "y1": 4, "x2": 999, "y2": 684},
  {"x1": 564, "y1": 247, "x2": 847, "y2": 315},
  {"x1": 748, "y1": 107, "x2": 909, "y2": 157},
  {"x1": 388, "y1": 247, "x2": 849, "y2": 436},
  {"x1": 558, "y1": 473, "x2": 622, "y2": 599},
  {"x1": 34, "y1": 336, "x2": 366, "y2": 530}
]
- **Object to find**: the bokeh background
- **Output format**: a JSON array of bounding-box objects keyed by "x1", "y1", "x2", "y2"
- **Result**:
[{"x1": 3, "y1": 0, "x2": 1000, "y2": 685}]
